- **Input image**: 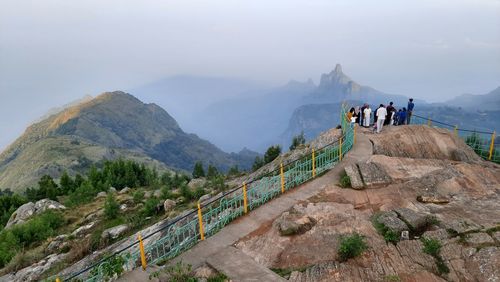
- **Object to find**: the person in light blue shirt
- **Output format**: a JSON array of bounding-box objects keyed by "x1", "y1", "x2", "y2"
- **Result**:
[{"x1": 407, "y1": 98, "x2": 415, "y2": 124}]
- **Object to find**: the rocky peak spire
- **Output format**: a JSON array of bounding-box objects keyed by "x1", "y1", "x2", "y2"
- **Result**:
[{"x1": 334, "y1": 64, "x2": 343, "y2": 74}]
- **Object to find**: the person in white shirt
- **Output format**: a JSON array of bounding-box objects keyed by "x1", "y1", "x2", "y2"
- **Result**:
[
  {"x1": 376, "y1": 104, "x2": 387, "y2": 133},
  {"x1": 363, "y1": 106, "x2": 371, "y2": 127}
]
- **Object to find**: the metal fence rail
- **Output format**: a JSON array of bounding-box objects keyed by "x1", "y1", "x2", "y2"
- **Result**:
[
  {"x1": 411, "y1": 114, "x2": 499, "y2": 163},
  {"x1": 58, "y1": 105, "x2": 355, "y2": 282}
]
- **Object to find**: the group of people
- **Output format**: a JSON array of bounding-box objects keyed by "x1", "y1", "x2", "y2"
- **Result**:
[{"x1": 346, "y1": 98, "x2": 415, "y2": 133}]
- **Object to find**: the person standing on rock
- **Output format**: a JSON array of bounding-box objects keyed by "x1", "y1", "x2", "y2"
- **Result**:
[
  {"x1": 385, "y1": 102, "x2": 395, "y2": 126},
  {"x1": 376, "y1": 104, "x2": 387, "y2": 133},
  {"x1": 360, "y1": 104, "x2": 367, "y2": 126},
  {"x1": 363, "y1": 105, "x2": 371, "y2": 127},
  {"x1": 407, "y1": 98, "x2": 415, "y2": 124}
]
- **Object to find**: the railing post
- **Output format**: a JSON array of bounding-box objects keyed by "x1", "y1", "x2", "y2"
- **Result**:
[
  {"x1": 280, "y1": 162, "x2": 285, "y2": 193},
  {"x1": 312, "y1": 149, "x2": 316, "y2": 177},
  {"x1": 454, "y1": 125, "x2": 458, "y2": 137},
  {"x1": 489, "y1": 131, "x2": 496, "y2": 160},
  {"x1": 138, "y1": 234, "x2": 147, "y2": 270},
  {"x1": 427, "y1": 118, "x2": 432, "y2": 127},
  {"x1": 243, "y1": 182, "x2": 248, "y2": 214},
  {"x1": 339, "y1": 136, "x2": 343, "y2": 161},
  {"x1": 56, "y1": 278, "x2": 61, "y2": 282},
  {"x1": 197, "y1": 202, "x2": 205, "y2": 241}
]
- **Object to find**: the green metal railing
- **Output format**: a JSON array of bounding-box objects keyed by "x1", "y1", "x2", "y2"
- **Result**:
[
  {"x1": 411, "y1": 114, "x2": 499, "y2": 163},
  {"x1": 58, "y1": 105, "x2": 355, "y2": 282}
]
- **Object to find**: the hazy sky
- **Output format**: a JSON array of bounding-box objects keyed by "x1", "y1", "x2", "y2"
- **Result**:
[{"x1": 1, "y1": 0, "x2": 499, "y2": 150}]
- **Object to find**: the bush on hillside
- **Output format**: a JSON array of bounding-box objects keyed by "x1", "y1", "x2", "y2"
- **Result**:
[
  {"x1": 104, "y1": 193, "x2": 120, "y2": 220},
  {"x1": 289, "y1": 131, "x2": 306, "y2": 151},
  {"x1": 192, "y1": 161, "x2": 205, "y2": 178}
]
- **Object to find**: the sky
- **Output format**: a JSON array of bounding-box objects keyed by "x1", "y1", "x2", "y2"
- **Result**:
[{"x1": 1, "y1": 0, "x2": 499, "y2": 151}]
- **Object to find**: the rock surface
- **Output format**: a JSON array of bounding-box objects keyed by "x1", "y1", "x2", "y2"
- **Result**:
[
  {"x1": 394, "y1": 208, "x2": 429, "y2": 231},
  {"x1": 163, "y1": 199, "x2": 176, "y2": 212},
  {"x1": 344, "y1": 164, "x2": 364, "y2": 189},
  {"x1": 376, "y1": 211, "x2": 409, "y2": 234},
  {"x1": 6, "y1": 199, "x2": 66, "y2": 228},
  {"x1": 0, "y1": 253, "x2": 67, "y2": 282},
  {"x1": 101, "y1": 224, "x2": 129, "y2": 240}
]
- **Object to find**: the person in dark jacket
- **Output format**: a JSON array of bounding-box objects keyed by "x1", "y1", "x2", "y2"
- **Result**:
[
  {"x1": 407, "y1": 98, "x2": 414, "y2": 124},
  {"x1": 385, "y1": 102, "x2": 395, "y2": 125}
]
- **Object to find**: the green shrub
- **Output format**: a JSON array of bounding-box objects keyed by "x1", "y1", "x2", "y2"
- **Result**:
[
  {"x1": 372, "y1": 214, "x2": 399, "y2": 244},
  {"x1": 142, "y1": 197, "x2": 161, "y2": 217},
  {"x1": 104, "y1": 193, "x2": 120, "y2": 220},
  {"x1": 337, "y1": 233, "x2": 368, "y2": 261},
  {"x1": 90, "y1": 253, "x2": 127, "y2": 279},
  {"x1": 150, "y1": 261, "x2": 196, "y2": 282},
  {"x1": 192, "y1": 161, "x2": 205, "y2": 178},
  {"x1": 289, "y1": 131, "x2": 306, "y2": 151},
  {"x1": 208, "y1": 273, "x2": 228, "y2": 282},
  {"x1": 421, "y1": 238, "x2": 449, "y2": 275},
  {"x1": 0, "y1": 210, "x2": 64, "y2": 267},
  {"x1": 421, "y1": 238, "x2": 441, "y2": 257},
  {"x1": 133, "y1": 190, "x2": 145, "y2": 204},
  {"x1": 339, "y1": 171, "x2": 351, "y2": 188}
]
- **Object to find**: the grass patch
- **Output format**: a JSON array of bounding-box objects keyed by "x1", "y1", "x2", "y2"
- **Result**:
[
  {"x1": 421, "y1": 237, "x2": 449, "y2": 275},
  {"x1": 339, "y1": 171, "x2": 351, "y2": 188},
  {"x1": 271, "y1": 266, "x2": 307, "y2": 278},
  {"x1": 371, "y1": 213, "x2": 399, "y2": 244},
  {"x1": 384, "y1": 274, "x2": 401, "y2": 281},
  {"x1": 337, "y1": 233, "x2": 368, "y2": 261}
]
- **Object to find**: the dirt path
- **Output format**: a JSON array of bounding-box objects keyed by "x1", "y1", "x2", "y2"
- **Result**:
[{"x1": 119, "y1": 127, "x2": 373, "y2": 282}]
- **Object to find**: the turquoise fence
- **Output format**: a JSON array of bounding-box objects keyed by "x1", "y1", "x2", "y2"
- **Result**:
[
  {"x1": 58, "y1": 105, "x2": 355, "y2": 282},
  {"x1": 411, "y1": 114, "x2": 499, "y2": 163}
]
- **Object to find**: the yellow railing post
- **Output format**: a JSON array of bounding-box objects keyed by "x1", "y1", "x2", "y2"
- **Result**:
[
  {"x1": 454, "y1": 125, "x2": 458, "y2": 137},
  {"x1": 312, "y1": 149, "x2": 316, "y2": 178},
  {"x1": 427, "y1": 118, "x2": 432, "y2": 127},
  {"x1": 243, "y1": 182, "x2": 248, "y2": 214},
  {"x1": 489, "y1": 131, "x2": 496, "y2": 160},
  {"x1": 197, "y1": 202, "x2": 205, "y2": 241},
  {"x1": 56, "y1": 278, "x2": 61, "y2": 282},
  {"x1": 339, "y1": 136, "x2": 343, "y2": 161},
  {"x1": 138, "y1": 234, "x2": 147, "y2": 270},
  {"x1": 280, "y1": 163, "x2": 285, "y2": 193}
]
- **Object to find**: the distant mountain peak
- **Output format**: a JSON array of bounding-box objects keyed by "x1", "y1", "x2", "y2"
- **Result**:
[{"x1": 318, "y1": 64, "x2": 359, "y2": 93}]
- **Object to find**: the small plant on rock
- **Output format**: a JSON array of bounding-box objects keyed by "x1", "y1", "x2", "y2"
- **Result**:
[
  {"x1": 421, "y1": 237, "x2": 449, "y2": 275},
  {"x1": 337, "y1": 232, "x2": 368, "y2": 261},
  {"x1": 339, "y1": 171, "x2": 351, "y2": 188},
  {"x1": 104, "y1": 193, "x2": 120, "y2": 220}
]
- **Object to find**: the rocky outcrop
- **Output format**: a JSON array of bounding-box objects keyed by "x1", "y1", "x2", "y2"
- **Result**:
[
  {"x1": 0, "y1": 253, "x2": 67, "y2": 282},
  {"x1": 376, "y1": 211, "x2": 408, "y2": 234},
  {"x1": 163, "y1": 199, "x2": 176, "y2": 212},
  {"x1": 101, "y1": 224, "x2": 129, "y2": 240},
  {"x1": 273, "y1": 208, "x2": 316, "y2": 236},
  {"x1": 6, "y1": 199, "x2": 66, "y2": 228}
]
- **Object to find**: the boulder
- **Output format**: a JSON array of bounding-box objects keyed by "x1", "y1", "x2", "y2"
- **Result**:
[
  {"x1": 144, "y1": 190, "x2": 153, "y2": 198},
  {"x1": 188, "y1": 178, "x2": 207, "y2": 189},
  {"x1": 72, "y1": 221, "x2": 97, "y2": 237},
  {"x1": 120, "y1": 204, "x2": 127, "y2": 211},
  {"x1": 96, "y1": 192, "x2": 107, "y2": 198},
  {"x1": 464, "y1": 232, "x2": 495, "y2": 246},
  {"x1": 274, "y1": 211, "x2": 316, "y2": 236},
  {"x1": 163, "y1": 199, "x2": 176, "y2": 212},
  {"x1": 444, "y1": 219, "x2": 482, "y2": 234},
  {"x1": 199, "y1": 194, "x2": 211, "y2": 203},
  {"x1": 422, "y1": 229, "x2": 449, "y2": 241},
  {"x1": 376, "y1": 211, "x2": 408, "y2": 234},
  {"x1": 101, "y1": 224, "x2": 129, "y2": 240},
  {"x1": 153, "y1": 189, "x2": 162, "y2": 198},
  {"x1": 109, "y1": 187, "x2": 117, "y2": 193},
  {"x1": 344, "y1": 165, "x2": 364, "y2": 189},
  {"x1": 6, "y1": 199, "x2": 66, "y2": 228},
  {"x1": 492, "y1": 231, "x2": 500, "y2": 242},
  {"x1": 47, "y1": 234, "x2": 69, "y2": 253},
  {"x1": 394, "y1": 208, "x2": 429, "y2": 231},
  {"x1": 417, "y1": 195, "x2": 450, "y2": 204},
  {"x1": 358, "y1": 162, "x2": 392, "y2": 187},
  {"x1": 0, "y1": 253, "x2": 67, "y2": 282},
  {"x1": 119, "y1": 187, "x2": 131, "y2": 194}
]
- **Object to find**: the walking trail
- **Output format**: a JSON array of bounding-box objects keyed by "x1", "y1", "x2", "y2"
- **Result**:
[{"x1": 119, "y1": 128, "x2": 373, "y2": 282}]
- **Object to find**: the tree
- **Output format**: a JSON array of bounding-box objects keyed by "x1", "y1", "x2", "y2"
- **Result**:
[
  {"x1": 60, "y1": 171, "x2": 75, "y2": 194},
  {"x1": 227, "y1": 165, "x2": 240, "y2": 176},
  {"x1": 264, "y1": 145, "x2": 281, "y2": 164},
  {"x1": 104, "y1": 193, "x2": 119, "y2": 220},
  {"x1": 252, "y1": 156, "x2": 265, "y2": 171},
  {"x1": 36, "y1": 175, "x2": 60, "y2": 201},
  {"x1": 289, "y1": 131, "x2": 306, "y2": 151},
  {"x1": 192, "y1": 161, "x2": 205, "y2": 178},
  {"x1": 206, "y1": 164, "x2": 219, "y2": 179}
]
